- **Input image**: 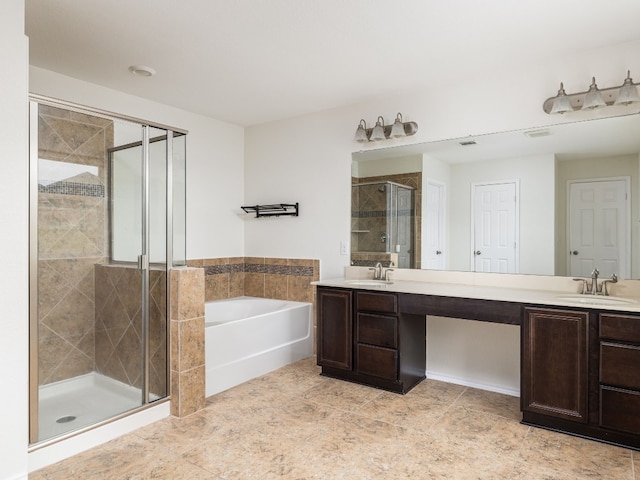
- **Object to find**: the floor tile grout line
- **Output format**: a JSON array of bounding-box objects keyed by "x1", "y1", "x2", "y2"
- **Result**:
[{"x1": 35, "y1": 357, "x2": 638, "y2": 480}]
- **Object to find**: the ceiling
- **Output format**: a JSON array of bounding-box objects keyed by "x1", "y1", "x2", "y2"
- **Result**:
[{"x1": 25, "y1": 0, "x2": 640, "y2": 127}]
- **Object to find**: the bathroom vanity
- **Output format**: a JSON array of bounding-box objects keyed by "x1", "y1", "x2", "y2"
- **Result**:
[{"x1": 315, "y1": 277, "x2": 640, "y2": 450}]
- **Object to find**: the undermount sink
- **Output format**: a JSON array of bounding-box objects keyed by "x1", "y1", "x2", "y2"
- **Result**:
[
  {"x1": 344, "y1": 280, "x2": 393, "y2": 286},
  {"x1": 556, "y1": 295, "x2": 637, "y2": 306}
]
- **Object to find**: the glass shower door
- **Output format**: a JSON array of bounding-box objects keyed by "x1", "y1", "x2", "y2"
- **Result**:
[
  {"x1": 31, "y1": 104, "x2": 149, "y2": 443},
  {"x1": 29, "y1": 101, "x2": 178, "y2": 444}
]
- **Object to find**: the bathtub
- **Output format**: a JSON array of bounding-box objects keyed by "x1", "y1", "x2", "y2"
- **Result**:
[{"x1": 205, "y1": 296, "x2": 313, "y2": 397}]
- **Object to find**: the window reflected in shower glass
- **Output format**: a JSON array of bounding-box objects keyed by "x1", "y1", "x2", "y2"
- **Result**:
[{"x1": 38, "y1": 159, "x2": 100, "y2": 188}]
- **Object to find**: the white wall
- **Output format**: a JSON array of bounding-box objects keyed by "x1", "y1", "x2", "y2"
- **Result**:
[
  {"x1": 29, "y1": 67, "x2": 245, "y2": 260},
  {"x1": 353, "y1": 154, "x2": 423, "y2": 178},
  {"x1": 427, "y1": 318, "x2": 521, "y2": 396},
  {"x1": 0, "y1": 3, "x2": 29, "y2": 479},
  {"x1": 245, "y1": 40, "x2": 640, "y2": 393},
  {"x1": 448, "y1": 153, "x2": 555, "y2": 275}
]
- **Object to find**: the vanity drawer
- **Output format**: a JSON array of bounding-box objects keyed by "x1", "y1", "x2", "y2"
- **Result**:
[
  {"x1": 600, "y1": 386, "x2": 640, "y2": 434},
  {"x1": 357, "y1": 313, "x2": 397, "y2": 348},
  {"x1": 357, "y1": 344, "x2": 398, "y2": 381},
  {"x1": 600, "y1": 342, "x2": 640, "y2": 390},
  {"x1": 356, "y1": 291, "x2": 397, "y2": 314},
  {"x1": 600, "y1": 314, "x2": 640, "y2": 343}
]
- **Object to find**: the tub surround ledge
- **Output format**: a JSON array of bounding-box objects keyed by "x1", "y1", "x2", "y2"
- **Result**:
[{"x1": 169, "y1": 268, "x2": 205, "y2": 417}]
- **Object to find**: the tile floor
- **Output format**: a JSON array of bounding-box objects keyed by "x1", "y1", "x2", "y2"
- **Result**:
[{"x1": 31, "y1": 357, "x2": 637, "y2": 479}]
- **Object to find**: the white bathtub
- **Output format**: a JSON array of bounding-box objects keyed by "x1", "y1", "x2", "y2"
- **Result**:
[{"x1": 205, "y1": 296, "x2": 313, "y2": 397}]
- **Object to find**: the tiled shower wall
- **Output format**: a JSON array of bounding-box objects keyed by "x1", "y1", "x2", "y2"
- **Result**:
[
  {"x1": 37, "y1": 105, "x2": 113, "y2": 385},
  {"x1": 187, "y1": 257, "x2": 319, "y2": 303},
  {"x1": 352, "y1": 172, "x2": 422, "y2": 269},
  {"x1": 94, "y1": 265, "x2": 167, "y2": 398}
]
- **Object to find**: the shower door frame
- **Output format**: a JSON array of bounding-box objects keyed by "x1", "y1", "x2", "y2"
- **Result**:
[{"x1": 28, "y1": 96, "x2": 187, "y2": 447}]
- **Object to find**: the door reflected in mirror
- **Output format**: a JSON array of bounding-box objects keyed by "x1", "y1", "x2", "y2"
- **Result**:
[{"x1": 352, "y1": 113, "x2": 640, "y2": 279}]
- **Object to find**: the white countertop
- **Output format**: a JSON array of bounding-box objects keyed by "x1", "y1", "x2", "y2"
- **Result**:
[{"x1": 313, "y1": 276, "x2": 640, "y2": 313}]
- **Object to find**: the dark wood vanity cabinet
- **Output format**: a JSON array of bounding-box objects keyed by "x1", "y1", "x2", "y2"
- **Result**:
[
  {"x1": 599, "y1": 313, "x2": 640, "y2": 435},
  {"x1": 316, "y1": 287, "x2": 425, "y2": 394},
  {"x1": 522, "y1": 307, "x2": 640, "y2": 449},
  {"x1": 522, "y1": 307, "x2": 589, "y2": 423},
  {"x1": 317, "y1": 288, "x2": 352, "y2": 371}
]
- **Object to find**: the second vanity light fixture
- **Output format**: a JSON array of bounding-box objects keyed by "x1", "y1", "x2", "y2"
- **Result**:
[
  {"x1": 544, "y1": 71, "x2": 640, "y2": 114},
  {"x1": 354, "y1": 113, "x2": 419, "y2": 142}
]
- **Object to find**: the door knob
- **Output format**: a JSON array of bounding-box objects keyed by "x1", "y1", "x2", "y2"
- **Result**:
[
  {"x1": 571, "y1": 250, "x2": 579, "y2": 255},
  {"x1": 436, "y1": 250, "x2": 442, "y2": 255},
  {"x1": 474, "y1": 250, "x2": 481, "y2": 256}
]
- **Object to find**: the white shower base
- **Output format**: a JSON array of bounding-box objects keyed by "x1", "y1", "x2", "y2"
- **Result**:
[{"x1": 38, "y1": 373, "x2": 145, "y2": 441}]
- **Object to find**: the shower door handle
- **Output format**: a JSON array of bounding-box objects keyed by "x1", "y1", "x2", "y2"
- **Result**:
[{"x1": 137, "y1": 254, "x2": 149, "y2": 270}]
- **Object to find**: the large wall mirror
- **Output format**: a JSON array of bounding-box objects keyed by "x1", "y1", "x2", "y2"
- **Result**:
[{"x1": 352, "y1": 113, "x2": 640, "y2": 279}]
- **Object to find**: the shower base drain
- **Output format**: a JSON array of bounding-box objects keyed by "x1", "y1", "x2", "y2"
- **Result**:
[{"x1": 56, "y1": 415, "x2": 77, "y2": 424}]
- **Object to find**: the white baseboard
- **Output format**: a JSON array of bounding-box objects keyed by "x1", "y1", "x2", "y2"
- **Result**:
[
  {"x1": 28, "y1": 401, "x2": 170, "y2": 473},
  {"x1": 426, "y1": 371, "x2": 520, "y2": 397}
]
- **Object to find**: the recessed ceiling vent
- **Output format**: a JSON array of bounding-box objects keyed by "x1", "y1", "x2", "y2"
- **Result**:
[
  {"x1": 128, "y1": 65, "x2": 156, "y2": 77},
  {"x1": 524, "y1": 129, "x2": 551, "y2": 138},
  {"x1": 459, "y1": 140, "x2": 477, "y2": 146}
]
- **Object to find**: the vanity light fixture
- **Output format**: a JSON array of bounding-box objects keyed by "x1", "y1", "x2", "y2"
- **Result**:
[
  {"x1": 370, "y1": 116, "x2": 387, "y2": 141},
  {"x1": 549, "y1": 83, "x2": 574, "y2": 114},
  {"x1": 354, "y1": 112, "x2": 418, "y2": 142},
  {"x1": 354, "y1": 120, "x2": 369, "y2": 142},
  {"x1": 615, "y1": 71, "x2": 640, "y2": 105},
  {"x1": 544, "y1": 71, "x2": 640, "y2": 114},
  {"x1": 582, "y1": 78, "x2": 606, "y2": 110}
]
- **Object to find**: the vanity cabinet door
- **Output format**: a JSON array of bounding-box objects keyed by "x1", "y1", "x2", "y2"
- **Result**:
[
  {"x1": 522, "y1": 307, "x2": 589, "y2": 423},
  {"x1": 317, "y1": 288, "x2": 353, "y2": 371}
]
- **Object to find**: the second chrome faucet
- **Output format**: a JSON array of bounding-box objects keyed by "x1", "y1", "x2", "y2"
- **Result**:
[{"x1": 573, "y1": 268, "x2": 618, "y2": 296}]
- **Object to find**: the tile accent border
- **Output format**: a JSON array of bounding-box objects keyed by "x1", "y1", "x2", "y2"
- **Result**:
[
  {"x1": 38, "y1": 181, "x2": 105, "y2": 197},
  {"x1": 203, "y1": 262, "x2": 314, "y2": 277}
]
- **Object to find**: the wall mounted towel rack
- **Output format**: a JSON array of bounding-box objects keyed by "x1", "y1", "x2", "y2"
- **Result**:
[{"x1": 241, "y1": 203, "x2": 299, "y2": 218}]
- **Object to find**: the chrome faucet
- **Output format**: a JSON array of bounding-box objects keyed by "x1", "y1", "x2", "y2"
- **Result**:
[
  {"x1": 601, "y1": 273, "x2": 618, "y2": 296},
  {"x1": 572, "y1": 269, "x2": 618, "y2": 296},
  {"x1": 369, "y1": 262, "x2": 383, "y2": 280},
  {"x1": 383, "y1": 268, "x2": 394, "y2": 282},
  {"x1": 590, "y1": 268, "x2": 599, "y2": 295}
]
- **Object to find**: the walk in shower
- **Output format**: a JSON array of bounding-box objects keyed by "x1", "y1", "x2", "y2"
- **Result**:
[
  {"x1": 351, "y1": 181, "x2": 416, "y2": 269},
  {"x1": 29, "y1": 99, "x2": 186, "y2": 444}
]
